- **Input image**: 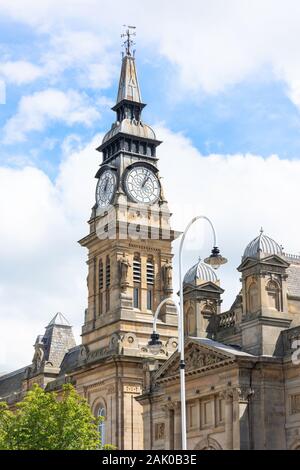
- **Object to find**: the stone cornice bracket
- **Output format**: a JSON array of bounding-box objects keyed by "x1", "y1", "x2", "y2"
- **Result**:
[
  {"x1": 162, "y1": 400, "x2": 180, "y2": 411},
  {"x1": 220, "y1": 386, "x2": 254, "y2": 403}
]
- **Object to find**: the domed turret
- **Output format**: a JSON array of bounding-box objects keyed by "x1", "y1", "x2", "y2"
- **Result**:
[
  {"x1": 102, "y1": 119, "x2": 156, "y2": 144},
  {"x1": 183, "y1": 258, "x2": 218, "y2": 286},
  {"x1": 243, "y1": 229, "x2": 283, "y2": 260}
]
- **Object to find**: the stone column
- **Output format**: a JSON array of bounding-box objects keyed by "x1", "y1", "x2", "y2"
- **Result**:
[
  {"x1": 220, "y1": 390, "x2": 233, "y2": 450},
  {"x1": 221, "y1": 387, "x2": 254, "y2": 450},
  {"x1": 173, "y1": 402, "x2": 181, "y2": 450},
  {"x1": 162, "y1": 402, "x2": 177, "y2": 450}
]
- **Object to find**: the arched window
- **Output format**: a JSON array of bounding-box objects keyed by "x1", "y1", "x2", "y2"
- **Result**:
[
  {"x1": 97, "y1": 405, "x2": 106, "y2": 447},
  {"x1": 248, "y1": 281, "x2": 258, "y2": 313},
  {"x1": 266, "y1": 280, "x2": 280, "y2": 311}
]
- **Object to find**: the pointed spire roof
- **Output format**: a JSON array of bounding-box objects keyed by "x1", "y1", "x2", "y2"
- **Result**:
[
  {"x1": 115, "y1": 54, "x2": 142, "y2": 106},
  {"x1": 47, "y1": 312, "x2": 71, "y2": 327}
]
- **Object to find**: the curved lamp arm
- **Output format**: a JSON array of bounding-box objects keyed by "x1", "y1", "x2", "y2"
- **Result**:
[{"x1": 152, "y1": 297, "x2": 180, "y2": 352}]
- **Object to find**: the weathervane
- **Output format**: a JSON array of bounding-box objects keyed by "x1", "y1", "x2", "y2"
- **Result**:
[{"x1": 121, "y1": 25, "x2": 136, "y2": 56}]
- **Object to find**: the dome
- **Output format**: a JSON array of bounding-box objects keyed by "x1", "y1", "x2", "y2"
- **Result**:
[
  {"x1": 243, "y1": 229, "x2": 283, "y2": 260},
  {"x1": 183, "y1": 259, "x2": 218, "y2": 285},
  {"x1": 102, "y1": 119, "x2": 156, "y2": 144}
]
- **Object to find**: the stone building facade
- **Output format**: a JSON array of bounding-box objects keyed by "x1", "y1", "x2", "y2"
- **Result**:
[{"x1": 1, "y1": 48, "x2": 300, "y2": 450}]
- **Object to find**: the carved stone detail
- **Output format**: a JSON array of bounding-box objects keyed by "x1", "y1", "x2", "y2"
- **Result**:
[
  {"x1": 220, "y1": 386, "x2": 254, "y2": 403},
  {"x1": 162, "y1": 261, "x2": 173, "y2": 294},
  {"x1": 119, "y1": 253, "x2": 131, "y2": 292}
]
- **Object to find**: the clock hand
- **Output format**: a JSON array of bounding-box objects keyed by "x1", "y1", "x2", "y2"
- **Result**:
[
  {"x1": 141, "y1": 175, "x2": 149, "y2": 188},
  {"x1": 104, "y1": 178, "x2": 108, "y2": 192}
]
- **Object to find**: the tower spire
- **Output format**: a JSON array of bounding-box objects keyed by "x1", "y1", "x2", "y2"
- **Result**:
[{"x1": 115, "y1": 26, "x2": 142, "y2": 108}]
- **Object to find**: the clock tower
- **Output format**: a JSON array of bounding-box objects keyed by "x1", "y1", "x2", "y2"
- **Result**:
[{"x1": 74, "y1": 38, "x2": 179, "y2": 449}]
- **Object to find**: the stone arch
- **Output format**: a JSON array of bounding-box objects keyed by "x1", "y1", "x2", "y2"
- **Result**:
[
  {"x1": 266, "y1": 279, "x2": 281, "y2": 311},
  {"x1": 186, "y1": 306, "x2": 196, "y2": 336},
  {"x1": 290, "y1": 439, "x2": 300, "y2": 450},
  {"x1": 194, "y1": 436, "x2": 222, "y2": 450},
  {"x1": 247, "y1": 280, "x2": 259, "y2": 313},
  {"x1": 91, "y1": 395, "x2": 107, "y2": 416}
]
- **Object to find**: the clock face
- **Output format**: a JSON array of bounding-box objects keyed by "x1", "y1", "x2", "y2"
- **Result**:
[
  {"x1": 96, "y1": 170, "x2": 117, "y2": 208},
  {"x1": 124, "y1": 165, "x2": 160, "y2": 204}
]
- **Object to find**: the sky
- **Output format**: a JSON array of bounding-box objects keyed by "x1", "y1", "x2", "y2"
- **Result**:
[{"x1": 1, "y1": 0, "x2": 300, "y2": 372}]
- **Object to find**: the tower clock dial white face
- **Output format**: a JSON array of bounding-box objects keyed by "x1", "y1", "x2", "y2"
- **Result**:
[
  {"x1": 96, "y1": 169, "x2": 117, "y2": 208},
  {"x1": 124, "y1": 165, "x2": 160, "y2": 204}
]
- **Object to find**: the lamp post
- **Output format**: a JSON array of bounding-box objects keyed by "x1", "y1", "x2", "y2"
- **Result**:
[
  {"x1": 148, "y1": 216, "x2": 227, "y2": 450},
  {"x1": 148, "y1": 297, "x2": 186, "y2": 449}
]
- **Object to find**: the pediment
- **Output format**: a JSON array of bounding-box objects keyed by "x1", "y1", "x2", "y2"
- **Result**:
[
  {"x1": 261, "y1": 254, "x2": 290, "y2": 268},
  {"x1": 238, "y1": 254, "x2": 289, "y2": 272},
  {"x1": 183, "y1": 282, "x2": 224, "y2": 295},
  {"x1": 154, "y1": 338, "x2": 237, "y2": 382}
]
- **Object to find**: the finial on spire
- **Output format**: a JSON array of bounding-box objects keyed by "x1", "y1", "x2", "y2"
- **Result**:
[
  {"x1": 121, "y1": 25, "x2": 136, "y2": 56},
  {"x1": 260, "y1": 227, "x2": 264, "y2": 234}
]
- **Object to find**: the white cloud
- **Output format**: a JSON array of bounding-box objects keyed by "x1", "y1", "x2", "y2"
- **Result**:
[
  {"x1": 0, "y1": 60, "x2": 43, "y2": 85},
  {"x1": 3, "y1": 88, "x2": 100, "y2": 143},
  {"x1": 0, "y1": 135, "x2": 101, "y2": 372},
  {"x1": 157, "y1": 125, "x2": 300, "y2": 310},
  {"x1": 3, "y1": 0, "x2": 300, "y2": 105},
  {"x1": 1, "y1": 128, "x2": 300, "y2": 372},
  {"x1": 40, "y1": 30, "x2": 117, "y2": 89}
]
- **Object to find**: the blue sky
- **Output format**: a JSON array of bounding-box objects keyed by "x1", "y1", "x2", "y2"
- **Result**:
[
  {"x1": 1, "y1": 0, "x2": 300, "y2": 370},
  {"x1": 2, "y1": 30, "x2": 300, "y2": 173}
]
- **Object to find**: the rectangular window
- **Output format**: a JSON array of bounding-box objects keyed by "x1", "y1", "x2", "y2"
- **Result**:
[
  {"x1": 201, "y1": 400, "x2": 213, "y2": 428},
  {"x1": 188, "y1": 403, "x2": 198, "y2": 429},
  {"x1": 105, "y1": 257, "x2": 110, "y2": 312},
  {"x1": 132, "y1": 141, "x2": 138, "y2": 153},
  {"x1": 133, "y1": 286, "x2": 140, "y2": 309},
  {"x1": 147, "y1": 289, "x2": 153, "y2": 311},
  {"x1": 290, "y1": 394, "x2": 300, "y2": 414},
  {"x1": 215, "y1": 397, "x2": 225, "y2": 424},
  {"x1": 106, "y1": 258, "x2": 110, "y2": 287},
  {"x1": 125, "y1": 139, "x2": 131, "y2": 151},
  {"x1": 99, "y1": 260, "x2": 103, "y2": 290},
  {"x1": 139, "y1": 142, "x2": 146, "y2": 154},
  {"x1": 106, "y1": 290, "x2": 110, "y2": 311},
  {"x1": 99, "y1": 292, "x2": 103, "y2": 316}
]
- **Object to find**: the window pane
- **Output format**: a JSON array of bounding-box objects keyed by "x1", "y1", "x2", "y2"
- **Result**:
[
  {"x1": 134, "y1": 287, "x2": 139, "y2": 308},
  {"x1": 98, "y1": 406, "x2": 106, "y2": 446},
  {"x1": 147, "y1": 289, "x2": 152, "y2": 310}
]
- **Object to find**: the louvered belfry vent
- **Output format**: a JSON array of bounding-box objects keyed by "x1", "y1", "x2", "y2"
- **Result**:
[
  {"x1": 147, "y1": 261, "x2": 154, "y2": 285},
  {"x1": 99, "y1": 259, "x2": 104, "y2": 289},
  {"x1": 133, "y1": 258, "x2": 141, "y2": 283},
  {"x1": 106, "y1": 258, "x2": 110, "y2": 287}
]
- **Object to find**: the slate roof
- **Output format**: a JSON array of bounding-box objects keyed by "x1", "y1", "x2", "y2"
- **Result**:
[
  {"x1": 189, "y1": 337, "x2": 254, "y2": 357},
  {"x1": 47, "y1": 312, "x2": 70, "y2": 327},
  {"x1": 287, "y1": 264, "x2": 300, "y2": 297},
  {"x1": 0, "y1": 366, "x2": 27, "y2": 399},
  {"x1": 59, "y1": 346, "x2": 81, "y2": 375},
  {"x1": 243, "y1": 229, "x2": 283, "y2": 260},
  {"x1": 184, "y1": 259, "x2": 218, "y2": 285}
]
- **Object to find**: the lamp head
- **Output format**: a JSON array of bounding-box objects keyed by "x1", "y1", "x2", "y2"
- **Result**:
[
  {"x1": 148, "y1": 332, "x2": 162, "y2": 355},
  {"x1": 204, "y1": 246, "x2": 228, "y2": 270}
]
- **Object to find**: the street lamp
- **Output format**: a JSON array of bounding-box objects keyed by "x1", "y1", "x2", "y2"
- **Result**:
[
  {"x1": 148, "y1": 297, "x2": 185, "y2": 449},
  {"x1": 148, "y1": 216, "x2": 227, "y2": 451},
  {"x1": 178, "y1": 216, "x2": 227, "y2": 450}
]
